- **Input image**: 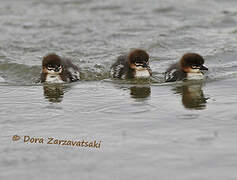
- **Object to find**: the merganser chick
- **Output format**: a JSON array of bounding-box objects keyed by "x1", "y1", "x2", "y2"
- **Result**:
[
  {"x1": 111, "y1": 49, "x2": 152, "y2": 79},
  {"x1": 40, "y1": 53, "x2": 80, "y2": 83},
  {"x1": 165, "y1": 53, "x2": 208, "y2": 82}
]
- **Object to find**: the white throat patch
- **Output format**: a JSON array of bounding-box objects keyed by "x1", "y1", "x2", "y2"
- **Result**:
[
  {"x1": 187, "y1": 73, "x2": 204, "y2": 80},
  {"x1": 46, "y1": 74, "x2": 64, "y2": 83},
  {"x1": 135, "y1": 69, "x2": 150, "y2": 78}
]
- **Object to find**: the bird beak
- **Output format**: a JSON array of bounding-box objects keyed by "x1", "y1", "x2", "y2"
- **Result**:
[
  {"x1": 47, "y1": 65, "x2": 62, "y2": 73},
  {"x1": 54, "y1": 66, "x2": 62, "y2": 72},
  {"x1": 133, "y1": 62, "x2": 151, "y2": 74},
  {"x1": 199, "y1": 65, "x2": 208, "y2": 71},
  {"x1": 142, "y1": 63, "x2": 148, "y2": 68},
  {"x1": 143, "y1": 63, "x2": 152, "y2": 75}
]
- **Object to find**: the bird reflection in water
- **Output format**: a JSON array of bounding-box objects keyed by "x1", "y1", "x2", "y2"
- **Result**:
[
  {"x1": 43, "y1": 84, "x2": 70, "y2": 103},
  {"x1": 173, "y1": 82, "x2": 208, "y2": 110},
  {"x1": 130, "y1": 86, "x2": 151, "y2": 99}
]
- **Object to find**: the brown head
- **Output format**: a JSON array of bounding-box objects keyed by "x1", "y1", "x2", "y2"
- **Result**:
[
  {"x1": 180, "y1": 53, "x2": 208, "y2": 73},
  {"x1": 42, "y1": 54, "x2": 63, "y2": 75},
  {"x1": 128, "y1": 49, "x2": 150, "y2": 70}
]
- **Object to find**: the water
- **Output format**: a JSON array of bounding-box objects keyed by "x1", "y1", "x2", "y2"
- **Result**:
[{"x1": 1, "y1": 0, "x2": 237, "y2": 179}]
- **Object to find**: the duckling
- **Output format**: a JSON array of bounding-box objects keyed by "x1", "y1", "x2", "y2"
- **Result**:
[
  {"x1": 41, "y1": 53, "x2": 80, "y2": 83},
  {"x1": 165, "y1": 53, "x2": 208, "y2": 82},
  {"x1": 111, "y1": 49, "x2": 152, "y2": 79}
]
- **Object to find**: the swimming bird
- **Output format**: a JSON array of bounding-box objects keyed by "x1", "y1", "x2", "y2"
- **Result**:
[
  {"x1": 110, "y1": 49, "x2": 152, "y2": 79},
  {"x1": 40, "y1": 53, "x2": 80, "y2": 83},
  {"x1": 165, "y1": 53, "x2": 208, "y2": 82}
]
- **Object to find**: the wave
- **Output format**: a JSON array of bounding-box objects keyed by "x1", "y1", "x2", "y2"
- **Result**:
[
  {"x1": 0, "y1": 62, "x2": 41, "y2": 85},
  {"x1": 0, "y1": 62, "x2": 111, "y2": 85},
  {"x1": 1, "y1": 51, "x2": 237, "y2": 86}
]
